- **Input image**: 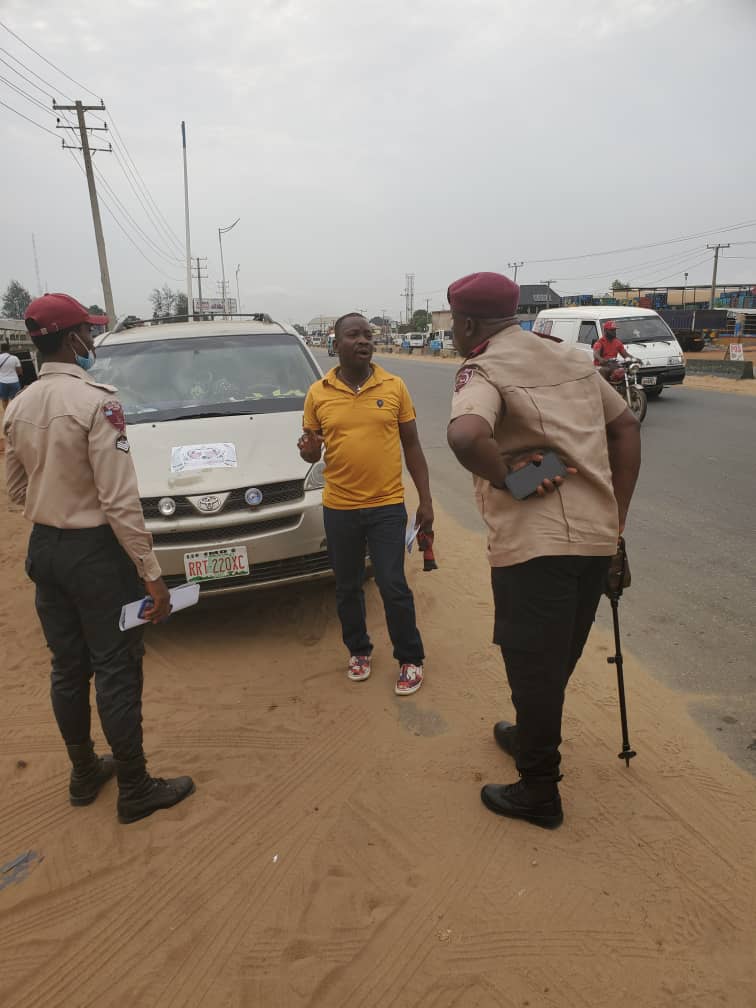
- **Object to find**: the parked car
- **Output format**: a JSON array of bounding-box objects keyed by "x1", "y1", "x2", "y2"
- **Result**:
[
  {"x1": 92, "y1": 319, "x2": 331, "y2": 595},
  {"x1": 532, "y1": 306, "x2": 685, "y2": 398}
]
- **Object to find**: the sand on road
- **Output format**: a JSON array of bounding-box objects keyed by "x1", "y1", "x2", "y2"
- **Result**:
[{"x1": 0, "y1": 491, "x2": 754, "y2": 1007}]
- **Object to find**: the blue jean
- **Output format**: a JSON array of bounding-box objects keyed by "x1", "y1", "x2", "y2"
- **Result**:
[
  {"x1": 323, "y1": 503, "x2": 424, "y2": 666},
  {"x1": 0, "y1": 380, "x2": 20, "y2": 401}
]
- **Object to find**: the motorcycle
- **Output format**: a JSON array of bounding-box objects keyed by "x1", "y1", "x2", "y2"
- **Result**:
[{"x1": 603, "y1": 358, "x2": 647, "y2": 422}]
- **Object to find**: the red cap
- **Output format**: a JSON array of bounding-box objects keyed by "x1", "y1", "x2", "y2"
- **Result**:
[
  {"x1": 447, "y1": 272, "x2": 520, "y2": 319},
  {"x1": 24, "y1": 293, "x2": 103, "y2": 336},
  {"x1": 604, "y1": 320, "x2": 617, "y2": 332}
]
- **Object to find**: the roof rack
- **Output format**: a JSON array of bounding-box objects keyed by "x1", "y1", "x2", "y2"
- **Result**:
[{"x1": 101, "y1": 312, "x2": 280, "y2": 343}]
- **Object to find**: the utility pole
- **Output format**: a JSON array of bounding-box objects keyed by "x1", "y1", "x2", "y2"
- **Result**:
[
  {"x1": 706, "y1": 244, "x2": 730, "y2": 308},
  {"x1": 31, "y1": 234, "x2": 42, "y2": 296},
  {"x1": 508, "y1": 260, "x2": 524, "y2": 282},
  {"x1": 683, "y1": 271, "x2": 688, "y2": 309},
  {"x1": 54, "y1": 99, "x2": 115, "y2": 323},
  {"x1": 541, "y1": 280, "x2": 556, "y2": 307},
  {"x1": 192, "y1": 257, "x2": 208, "y2": 318},
  {"x1": 218, "y1": 218, "x2": 240, "y2": 319},
  {"x1": 181, "y1": 122, "x2": 192, "y2": 321},
  {"x1": 235, "y1": 264, "x2": 241, "y2": 314}
]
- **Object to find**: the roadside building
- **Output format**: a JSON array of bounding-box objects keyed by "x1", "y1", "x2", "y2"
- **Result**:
[{"x1": 516, "y1": 284, "x2": 561, "y2": 317}]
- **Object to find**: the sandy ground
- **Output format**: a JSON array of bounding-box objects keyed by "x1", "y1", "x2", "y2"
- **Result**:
[{"x1": 1, "y1": 490, "x2": 755, "y2": 1007}]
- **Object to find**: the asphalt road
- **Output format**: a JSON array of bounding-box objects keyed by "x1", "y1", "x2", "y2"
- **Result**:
[{"x1": 315, "y1": 350, "x2": 756, "y2": 774}]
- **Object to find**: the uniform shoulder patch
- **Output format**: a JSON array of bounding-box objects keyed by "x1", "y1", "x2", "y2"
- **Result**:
[
  {"x1": 88, "y1": 379, "x2": 118, "y2": 394},
  {"x1": 102, "y1": 400, "x2": 126, "y2": 432},
  {"x1": 115, "y1": 434, "x2": 130, "y2": 453},
  {"x1": 454, "y1": 367, "x2": 477, "y2": 393}
]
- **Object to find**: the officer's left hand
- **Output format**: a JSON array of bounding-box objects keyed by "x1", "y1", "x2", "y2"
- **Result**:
[
  {"x1": 143, "y1": 577, "x2": 172, "y2": 623},
  {"x1": 415, "y1": 500, "x2": 434, "y2": 532},
  {"x1": 510, "y1": 452, "x2": 578, "y2": 497}
]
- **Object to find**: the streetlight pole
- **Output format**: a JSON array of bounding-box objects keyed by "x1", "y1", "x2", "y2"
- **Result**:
[
  {"x1": 508, "y1": 261, "x2": 524, "y2": 282},
  {"x1": 683, "y1": 271, "x2": 688, "y2": 309},
  {"x1": 235, "y1": 264, "x2": 241, "y2": 314},
  {"x1": 218, "y1": 218, "x2": 240, "y2": 318}
]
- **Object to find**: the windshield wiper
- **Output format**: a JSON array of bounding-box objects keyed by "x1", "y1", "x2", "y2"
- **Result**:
[{"x1": 168, "y1": 407, "x2": 255, "y2": 420}]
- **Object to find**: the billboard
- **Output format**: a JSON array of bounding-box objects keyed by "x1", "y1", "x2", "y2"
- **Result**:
[{"x1": 192, "y1": 298, "x2": 238, "y2": 314}]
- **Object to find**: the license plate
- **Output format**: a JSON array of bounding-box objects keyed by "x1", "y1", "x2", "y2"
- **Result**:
[
  {"x1": 641, "y1": 377, "x2": 657, "y2": 386},
  {"x1": 184, "y1": 545, "x2": 249, "y2": 583}
]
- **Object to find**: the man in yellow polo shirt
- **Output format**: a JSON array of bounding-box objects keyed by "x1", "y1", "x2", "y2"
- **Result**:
[{"x1": 298, "y1": 313, "x2": 433, "y2": 695}]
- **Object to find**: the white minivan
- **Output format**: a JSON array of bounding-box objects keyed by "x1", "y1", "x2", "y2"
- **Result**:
[
  {"x1": 92, "y1": 319, "x2": 331, "y2": 595},
  {"x1": 532, "y1": 307, "x2": 685, "y2": 397}
]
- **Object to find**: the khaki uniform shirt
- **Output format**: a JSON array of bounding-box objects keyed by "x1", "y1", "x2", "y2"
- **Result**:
[
  {"x1": 450, "y1": 324, "x2": 627, "y2": 567},
  {"x1": 4, "y1": 362, "x2": 161, "y2": 581}
]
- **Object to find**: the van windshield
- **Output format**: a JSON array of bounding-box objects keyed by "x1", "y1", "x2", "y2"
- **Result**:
[
  {"x1": 611, "y1": 317, "x2": 674, "y2": 345},
  {"x1": 90, "y1": 332, "x2": 319, "y2": 424}
]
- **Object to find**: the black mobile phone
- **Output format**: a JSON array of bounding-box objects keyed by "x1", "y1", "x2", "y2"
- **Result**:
[{"x1": 503, "y1": 451, "x2": 568, "y2": 500}]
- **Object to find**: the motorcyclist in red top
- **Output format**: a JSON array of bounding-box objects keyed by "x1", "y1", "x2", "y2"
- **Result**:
[{"x1": 594, "y1": 320, "x2": 630, "y2": 380}]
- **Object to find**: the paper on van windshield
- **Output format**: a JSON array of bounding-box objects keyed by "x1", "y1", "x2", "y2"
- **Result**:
[{"x1": 171, "y1": 443, "x2": 238, "y2": 473}]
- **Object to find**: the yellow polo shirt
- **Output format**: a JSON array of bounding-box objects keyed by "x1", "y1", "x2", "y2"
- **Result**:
[{"x1": 303, "y1": 364, "x2": 416, "y2": 509}]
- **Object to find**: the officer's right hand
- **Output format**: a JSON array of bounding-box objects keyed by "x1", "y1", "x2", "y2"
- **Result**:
[
  {"x1": 143, "y1": 577, "x2": 172, "y2": 623},
  {"x1": 510, "y1": 451, "x2": 578, "y2": 497}
]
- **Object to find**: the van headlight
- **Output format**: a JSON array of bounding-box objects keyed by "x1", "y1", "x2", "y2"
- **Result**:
[{"x1": 304, "y1": 460, "x2": 326, "y2": 491}]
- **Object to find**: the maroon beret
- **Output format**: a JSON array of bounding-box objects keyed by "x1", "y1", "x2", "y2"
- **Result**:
[{"x1": 447, "y1": 272, "x2": 520, "y2": 319}]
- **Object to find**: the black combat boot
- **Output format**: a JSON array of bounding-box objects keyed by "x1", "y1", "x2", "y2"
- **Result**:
[
  {"x1": 116, "y1": 754, "x2": 195, "y2": 824},
  {"x1": 66, "y1": 741, "x2": 115, "y2": 806},
  {"x1": 493, "y1": 720, "x2": 519, "y2": 759},
  {"x1": 480, "y1": 777, "x2": 564, "y2": 829}
]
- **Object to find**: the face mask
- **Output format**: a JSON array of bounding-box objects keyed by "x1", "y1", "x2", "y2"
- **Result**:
[{"x1": 74, "y1": 335, "x2": 96, "y2": 372}]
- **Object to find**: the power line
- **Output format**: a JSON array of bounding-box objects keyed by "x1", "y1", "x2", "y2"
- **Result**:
[
  {"x1": 0, "y1": 20, "x2": 101, "y2": 100},
  {"x1": 109, "y1": 140, "x2": 185, "y2": 258},
  {"x1": 67, "y1": 149, "x2": 183, "y2": 283},
  {"x1": 0, "y1": 46, "x2": 75, "y2": 102},
  {"x1": 0, "y1": 98, "x2": 58, "y2": 136},
  {"x1": 93, "y1": 163, "x2": 185, "y2": 267},
  {"x1": 108, "y1": 119, "x2": 185, "y2": 252},
  {"x1": 1, "y1": 24, "x2": 179, "y2": 251},
  {"x1": 555, "y1": 244, "x2": 718, "y2": 284},
  {"x1": 1, "y1": 72, "x2": 55, "y2": 114},
  {"x1": 524, "y1": 218, "x2": 756, "y2": 265}
]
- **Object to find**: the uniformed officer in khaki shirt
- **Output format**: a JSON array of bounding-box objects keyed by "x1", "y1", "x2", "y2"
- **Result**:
[
  {"x1": 446, "y1": 273, "x2": 641, "y2": 830},
  {"x1": 5, "y1": 293, "x2": 194, "y2": 824}
]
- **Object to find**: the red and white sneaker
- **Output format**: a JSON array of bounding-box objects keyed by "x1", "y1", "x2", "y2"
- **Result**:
[
  {"x1": 347, "y1": 655, "x2": 372, "y2": 682},
  {"x1": 395, "y1": 663, "x2": 424, "y2": 696}
]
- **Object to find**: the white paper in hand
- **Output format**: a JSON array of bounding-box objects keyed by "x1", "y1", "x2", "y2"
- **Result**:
[
  {"x1": 406, "y1": 522, "x2": 421, "y2": 554},
  {"x1": 119, "y1": 582, "x2": 200, "y2": 631}
]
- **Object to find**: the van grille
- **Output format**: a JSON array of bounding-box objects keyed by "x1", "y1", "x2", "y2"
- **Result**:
[{"x1": 141, "y1": 479, "x2": 305, "y2": 519}]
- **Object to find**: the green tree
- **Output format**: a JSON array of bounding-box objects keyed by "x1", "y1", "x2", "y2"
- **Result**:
[
  {"x1": 410, "y1": 308, "x2": 431, "y2": 331},
  {"x1": 293, "y1": 324, "x2": 307, "y2": 338},
  {"x1": 611, "y1": 280, "x2": 631, "y2": 292},
  {"x1": 2, "y1": 280, "x2": 32, "y2": 319},
  {"x1": 174, "y1": 292, "x2": 188, "y2": 318},
  {"x1": 87, "y1": 303, "x2": 105, "y2": 316}
]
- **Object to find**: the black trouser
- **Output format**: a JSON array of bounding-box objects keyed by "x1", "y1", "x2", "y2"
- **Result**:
[
  {"x1": 323, "y1": 503, "x2": 424, "y2": 665},
  {"x1": 491, "y1": 555, "x2": 610, "y2": 782},
  {"x1": 26, "y1": 524, "x2": 146, "y2": 761}
]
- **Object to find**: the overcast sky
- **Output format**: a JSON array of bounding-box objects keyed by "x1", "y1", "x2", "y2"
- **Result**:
[{"x1": 1, "y1": 0, "x2": 754, "y2": 323}]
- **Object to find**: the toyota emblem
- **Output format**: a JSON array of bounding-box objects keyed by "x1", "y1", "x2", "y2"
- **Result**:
[{"x1": 197, "y1": 494, "x2": 223, "y2": 513}]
